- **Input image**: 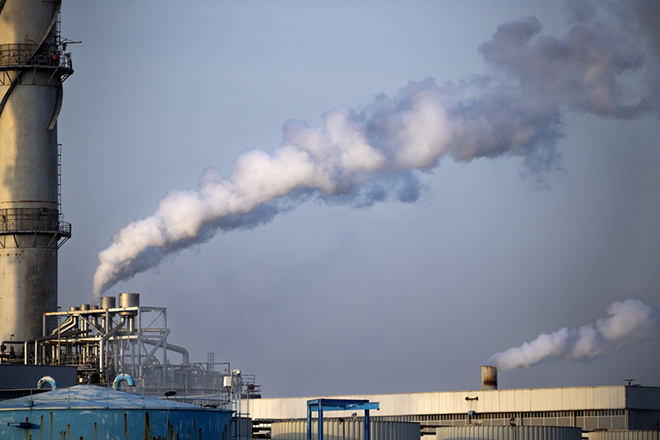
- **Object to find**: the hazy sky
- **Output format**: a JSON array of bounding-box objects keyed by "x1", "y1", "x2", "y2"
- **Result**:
[{"x1": 57, "y1": 1, "x2": 660, "y2": 397}]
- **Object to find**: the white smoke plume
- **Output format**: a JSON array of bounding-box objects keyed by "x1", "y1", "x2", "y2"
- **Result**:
[
  {"x1": 92, "y1": 0, "x2": 660, "y2": 298},
  {"x1": 487, "y1": 299, "x2": 660, "y2": 371}
]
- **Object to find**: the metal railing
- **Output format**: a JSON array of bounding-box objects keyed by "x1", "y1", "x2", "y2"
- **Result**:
[
  {"x1": 0, "y1": 218, "x2": 71, "y2": 235},
  {"x1": 0, "y1": 208, "x2": 71, "y2": 236},
  {"x1": 0, "y1": 43, "x2": 72, "y2": 70}
]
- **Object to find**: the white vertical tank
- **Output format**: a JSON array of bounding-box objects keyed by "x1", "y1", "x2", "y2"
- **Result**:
[
  {"x1": 434, "y1": 426, "x2": 582, "y2": 440},
  {"x1": 271, "y1": 420, "x2": 421, "y2": 440},
  {"x1": 0, "y1": 0, "x2": 73, "y2": 347}
]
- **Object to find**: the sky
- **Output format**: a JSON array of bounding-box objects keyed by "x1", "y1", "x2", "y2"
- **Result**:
[{"x1": 56, "y1": 1, "x2": 660, "y2": 398}]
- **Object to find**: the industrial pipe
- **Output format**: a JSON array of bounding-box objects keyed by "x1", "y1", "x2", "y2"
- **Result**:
[
  {"x1": 112, "y1": 373, "x2": 135, "y2": 390},
  {"x1": 99, "y1": 319, "x2": 125, "y2": 373},
  {"x1": 142, "y1": 337, "x2": 190, "y2": 365},
  {"x1": 36, "y1": 376, "x2": 57, "y2": 390},
  {"x1": 164, "y1": 342, "x2": 190, "y2": 365}
]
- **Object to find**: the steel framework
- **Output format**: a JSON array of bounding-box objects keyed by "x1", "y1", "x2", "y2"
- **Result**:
[{"x1": 18, "y1": 293, "x2": 264, "y2": 407}]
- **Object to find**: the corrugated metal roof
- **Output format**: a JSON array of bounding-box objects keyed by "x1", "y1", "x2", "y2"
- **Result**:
[{"x1": 0, "y1": 385, "x2": 224, "y2": 411}]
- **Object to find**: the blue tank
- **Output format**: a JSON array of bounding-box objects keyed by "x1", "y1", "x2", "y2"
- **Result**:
[{"x1": 0, "y1": 385, "x2": 234, "y2": 439}]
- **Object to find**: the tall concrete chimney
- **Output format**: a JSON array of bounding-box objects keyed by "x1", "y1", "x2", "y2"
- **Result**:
[{"x1": 0, "y1": 1, "x2": 73, "y2": 348}]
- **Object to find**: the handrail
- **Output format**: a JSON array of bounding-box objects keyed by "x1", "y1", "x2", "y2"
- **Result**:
[
  {"x1": 0, "y1": 43, "x2": 72, "y2": 70},
  {"x1": 0, "y1": 208, "x2": 71, "y2": 236},
  {"x1": 0, "y1": 218, "x2": 71, "y2": 235}
]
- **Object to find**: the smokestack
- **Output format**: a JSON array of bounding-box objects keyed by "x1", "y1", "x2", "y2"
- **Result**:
[
  {"x1": 0, "y1": 0, "x2": 73, "y2": 344},
  {"x1": 480, "y1": 366, "x2": 498, "y2": 390}
]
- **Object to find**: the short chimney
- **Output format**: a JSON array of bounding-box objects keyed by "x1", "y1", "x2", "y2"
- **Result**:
[{"x1": 481, "y1": 365, "x2": 498, "y2": 390}]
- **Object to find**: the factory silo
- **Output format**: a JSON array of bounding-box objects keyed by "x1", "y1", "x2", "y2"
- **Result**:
[{"x1": 0, "y1": 1, "x2": 73, "y2": 347}]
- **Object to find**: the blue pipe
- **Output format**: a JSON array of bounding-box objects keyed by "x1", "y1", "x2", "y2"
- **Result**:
[
  {"x1": 112, "y1": 373, "x2": 136, "y2": 390},
  {"x1": 36, "y1": 376, "x2": 58, "y2": 390}
]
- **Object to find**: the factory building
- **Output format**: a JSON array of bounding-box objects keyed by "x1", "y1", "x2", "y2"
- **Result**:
[{"x1": 248, "y1": 369, "x2": 660, "y2": 438}]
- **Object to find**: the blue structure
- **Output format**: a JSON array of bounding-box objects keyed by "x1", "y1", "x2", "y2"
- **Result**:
[
  {"x1": 36, "y1": 376, "x2": 58, "y2": 390},
  {"x1": 112, "y1": 373, "x2": 136, "y2": 390},
  {"x1": 307, "y1": 398, "x2": 379, "y2": 440},
  {"x1": 0, "y1": 385, "x2": 234, "y2": 439}
]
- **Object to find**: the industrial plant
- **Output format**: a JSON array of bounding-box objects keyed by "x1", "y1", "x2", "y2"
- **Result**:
[
  {"x1": 0, "y1": 1, "x2": 659, "y2": 439},
  {"x1": 0, "y1": 1, "x2": 257, "y2": 438},
  {"x1": 0, "y1": 0, "x2": 259, "y2": 392}
]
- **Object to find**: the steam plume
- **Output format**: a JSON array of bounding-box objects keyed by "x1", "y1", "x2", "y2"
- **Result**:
[
  {"x1": 487, "y1": 299, "x2": 660, "y2": 371},
  {"x1": 93, "y1": 0, "x2": 660, "y2": 298}
]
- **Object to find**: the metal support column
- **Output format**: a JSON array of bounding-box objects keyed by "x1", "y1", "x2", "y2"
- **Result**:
[{"x1": 306, "y1": 399, "x2": 379, "y2": 440}]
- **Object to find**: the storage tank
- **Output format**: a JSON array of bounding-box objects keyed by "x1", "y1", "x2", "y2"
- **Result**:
[
  {"x1": 101, "y1": 296, "x2": 116, "y2": 310},
  {"x1": 589, "y1": 432, "x2": 660, "y2": 440},
  {"x1": 271, "y1": 419, "x2": 420, "y2": 440},
  {"x1": 0, "y1": 385, "x2": 234, "y2": 439},
  {"x1": 118, "y1": 292, "x2": 140, "y2": 312},
  {"x1": 434, "y1": 426, "x2": 582, "y2": 440}
]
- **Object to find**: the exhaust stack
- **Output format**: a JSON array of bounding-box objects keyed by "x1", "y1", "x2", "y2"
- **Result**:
[
  {"x1": 481, "y1": 366, "x2": 498, "y2": 390},
  {"x1": 0, "y1": 0, "x2": 74, "y2": 346}
]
